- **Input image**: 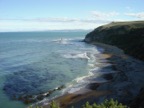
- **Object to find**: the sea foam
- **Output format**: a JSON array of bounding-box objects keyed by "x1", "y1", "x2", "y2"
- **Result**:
[{"x1": 63, "y1": 52, "x2": 90, "y2": 60}]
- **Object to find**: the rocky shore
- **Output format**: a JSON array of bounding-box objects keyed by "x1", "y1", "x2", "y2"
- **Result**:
[
  {"x1": 92, "y1": 42, "x2": 144, "y2": 108},
  {"x1": 62, "y1": 42, "x2": 144, "y2": 108},
  {"x1": 83, "y1": 21, "x2": 144, "y2": 108},
  {"x1": 36, "y1": 41, "x2": 144, "y2": 108}
]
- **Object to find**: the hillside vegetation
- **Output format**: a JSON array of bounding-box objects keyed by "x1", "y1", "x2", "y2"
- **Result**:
[
  {"x1": 84, "y1": 21, "x2": 144, "y2": 60},
  {"x1": 30, "y1": 99, "x2": 127, "y2": 108}
]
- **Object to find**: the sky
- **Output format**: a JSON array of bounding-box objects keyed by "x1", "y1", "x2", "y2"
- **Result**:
[{"x1": 0, "y1": 0, "x2": 144, "y2": 32}]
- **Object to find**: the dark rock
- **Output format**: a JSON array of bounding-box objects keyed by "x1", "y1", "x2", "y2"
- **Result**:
[
  {"x1": 46, "y1": 93, "x2": 50, "y2": 97},
  {"x1": 57, "y1": 85, "x2": 65, "y2": 90},
  {"x1": 23, "y1": 98, "x2": 37, "y2": 104},
  {"x1": 130, "y1": 87, "x2": 144, "y2": 108},
  {"x1": 103, "y1": 74, "x2": 113, "y2": 80},
  {"x1": 87, "y1": 83, "x2": 100, "y2": 90},
  {"x1": 3, "y1": 66, "x2": 58, "y2": 104},
  {"x1": 17, "y1": 95, "x2": 37, "y2": 104},
  {"x1": 37, "y1": 94, "x2": 45, "y2": 101}
]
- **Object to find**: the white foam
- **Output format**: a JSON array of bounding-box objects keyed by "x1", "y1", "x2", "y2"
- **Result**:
[
  {"x1": 68, "y1": 87, "x2": 82, "y2": 93},
  {"x1": 90, "y1": 67, "x2": 100, "y2": 73},
  {"x1": 63, "y1": 52, "x2": 90, "y2": 60},
  {"x1": 74, "y1": 76, "x2": 88, "y2": 83},
  {"x1": 62, "y1": 83, "x2": 85, "y2": 94},
  {"x1": 62, "y1": 72, "x2": 93, "y2": 94},
  {"x1": 52, "y1": 38, "x2": 70, "y2": 45},
  {"x1": 61, "y1": 83, "x2": 73, "y2": 94},
  {"x1": 88, "y1": 63, "x2": 95, "y2": 68}
]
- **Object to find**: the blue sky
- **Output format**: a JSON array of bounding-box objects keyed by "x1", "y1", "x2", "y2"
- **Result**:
[{"x1": 0, "y1": 0, "x2": 144, "y2": 32}]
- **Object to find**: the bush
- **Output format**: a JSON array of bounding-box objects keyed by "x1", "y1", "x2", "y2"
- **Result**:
[
  {"x1": 82, "y1": 99, "x2": 127, "y2": 108},
  {"x1": 30, "y1": 99, "x2": 127, "y2": 108},
  {"x1": 50, "y1": 101, "x2": 60, "y2": 108},
  {"x1": 29, "y1": 106, "x2": 43, "y2": 108}
]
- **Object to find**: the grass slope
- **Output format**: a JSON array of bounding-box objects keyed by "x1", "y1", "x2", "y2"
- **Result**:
[{"x1": 84, "y1": 21, "x2": 144, "y2": 61}]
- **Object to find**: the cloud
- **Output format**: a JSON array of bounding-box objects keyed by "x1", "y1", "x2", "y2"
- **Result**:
[
  {"x1": 80, "y1": 19, "x2": 110, "y2": 23},
  {"x1": 0, "y1": 18, "x2": 76, "y2": 23},
  {"x1": 125, "y1": 12, "x2": 144, "y2": 19},
  {"x1": 25, "y1": 17, "x2": 110, "y2": 24},
  {"x1": 0, "y1": 17, "x2": 110, "y2": 24},
  {"x1": 91, "y1": 11, "x2": 119, "y2": 19},
  {"x1": 27, "y1": 17, "x2": 78, "y2": 22},
  {"x1": 0, "y1": 17, "x2": 111, "y2": 32}
]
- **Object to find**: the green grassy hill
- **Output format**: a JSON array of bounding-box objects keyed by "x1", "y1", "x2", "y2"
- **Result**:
[{"x1": 84, "y1": 21, "x2": 144, "y2": 61}]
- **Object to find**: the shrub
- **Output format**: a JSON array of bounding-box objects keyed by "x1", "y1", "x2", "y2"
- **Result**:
[
  {"x1": 30, "y1": 99, "x2": 127, "y2": 108},
  {"x1": 50, "y1": 101, "x2": 60, "y2": 108},
  {"x1": 82, "y1": 99, "x2": 127, "y2": 108}
]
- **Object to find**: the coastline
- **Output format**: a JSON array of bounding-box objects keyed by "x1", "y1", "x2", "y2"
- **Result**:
[
  {"x1": 39, "y1": 41, "x2": 144, "y2": 108},
  {"x1": 92, "y1": 42, "x2": 144, "y2": 106},
  {"x1": 48, "y1": 89, "x2": 111, "y2": 108},
  {"x1": 37, "y1": 42, "x2": 121, "y2": 108}
]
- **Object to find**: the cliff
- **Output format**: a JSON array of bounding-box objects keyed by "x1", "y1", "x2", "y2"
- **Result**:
[{"x1": 84, "y1": 21, "x2": 144, "y2": 61}]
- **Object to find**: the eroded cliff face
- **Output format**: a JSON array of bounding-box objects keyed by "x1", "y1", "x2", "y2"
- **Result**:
[{"x1": 84, "y1": 21, "x2": 144, "y2": 61}]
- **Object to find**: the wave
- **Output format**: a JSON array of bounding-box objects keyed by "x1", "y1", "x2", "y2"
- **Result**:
[
  {"x1": 63, "y1": 52, "x2": 90, "y2": 60},
  {"x1": 51, "y1": 38, "x2": 85, "y2": 46},
  {"x1": 67, "y1": 86, "x2": 84, "y2": 94},
  {"x1": 73, "y1": 71, "x2": 94, "y2": 83},
  {"x1": 88, "y1": 63, "x2": 95, "y2": 68},
  {"x1": 62, "y1": 83, "x2": 85, "y2": 94},
  {"x1": 61, "y1": 70, "x2": 95, "y2": 94},
  {"x1": 90, "y1": 67, "x2": 100, "y2": 73},
  {"x1": 52, "y1": 38, "x2": 71, "y2": 45}
]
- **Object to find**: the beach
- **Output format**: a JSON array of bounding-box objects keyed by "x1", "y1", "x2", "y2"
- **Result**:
[
  {"x1": 40, "y1": 42, "x2": 144, "y2": 108},
  {"x1": 36, "y1": 42, "x2": 121, "y2": 108}
]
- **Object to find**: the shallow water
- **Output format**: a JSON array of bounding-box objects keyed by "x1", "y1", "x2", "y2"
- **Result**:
[{"x1": 0, "y1": 31, "x2": 108, "y2": 108}]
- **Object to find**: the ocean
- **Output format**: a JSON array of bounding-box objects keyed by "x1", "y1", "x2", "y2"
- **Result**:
[{"x1": 0, "y1": 31, "x2": 108, "y2": 108}]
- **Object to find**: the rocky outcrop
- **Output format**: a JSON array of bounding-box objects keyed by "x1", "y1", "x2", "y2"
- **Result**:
[
  {"x1": 130, "y1": 87, "x2": 144, "y2": 108},
  {"x1": 84, "y1": 21, "x2": 144, "y2": 61},
  {"x1": 3, "y1": 84, "x2": 65, "y2": 104}
]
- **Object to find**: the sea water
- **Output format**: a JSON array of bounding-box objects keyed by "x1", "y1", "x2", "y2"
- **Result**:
[{"x1": 0, "y1": 31, "x2": 106, "y2": 108}]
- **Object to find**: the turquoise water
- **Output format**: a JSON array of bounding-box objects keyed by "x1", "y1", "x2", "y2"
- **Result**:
[{"x1": 0, "y1": 31, "x2": 104, "y2": 108}]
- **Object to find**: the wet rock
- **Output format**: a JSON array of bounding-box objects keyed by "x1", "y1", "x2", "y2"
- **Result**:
[
  {"x1": 37, "y1": 94, "x2": 45, "y2": 101},
  {"x1": 130, "y1": 87, "x2": 144, "y2": 108},
  {"x1": 17, "y1": 85, "x2": 65, "y2": 104},
  {"x1": 45, "y1": 93, "x2": 50, "y2": 97},
  {"x1": 17, "y1": 95, "x2": 37, "y2": 104},
  {"x1": 3, "y1": 67, "x2": 57, "y2": 102},
  {"x1": 87, "y1": 83, "x2": 100, "y2": 90},
  {"x1": 103, "y1": 74, "x2": 113, "y2": 80},
  {"x1": 57, "y1": 85, "x2": 65, "y2": 90},
  {"x1": 23, "y1": 98, "x2": 37, "y2": 104}
]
